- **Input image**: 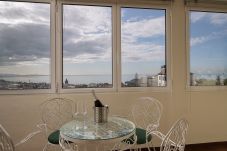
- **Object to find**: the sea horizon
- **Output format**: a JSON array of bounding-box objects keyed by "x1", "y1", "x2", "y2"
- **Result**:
[
  {"x1": 0, "y1": 74, "x2": 136, "y2": 84},
  {"x1": 0, "y1": 73, "x2": 226, "y2": 85}
]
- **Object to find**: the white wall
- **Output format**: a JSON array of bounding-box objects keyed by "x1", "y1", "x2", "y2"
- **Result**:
[{"x1": 1, "y1": 0, "x2": 227, "y2": 150}]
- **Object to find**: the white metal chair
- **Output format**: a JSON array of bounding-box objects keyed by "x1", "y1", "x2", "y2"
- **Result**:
[
  {"x1": 38, "y1": 97, "x2": 74, "y2": 151},
  {"x1": 150, "y1": 118, "x2": 189, "y2": 151},
  {"x1": 0, "y1": 124, "x2": 14, "y2": 151},
  {"x1": 129, "y1": 97, "x2": 163, "y2": 151},
  {"x1": 0, "y1": 124, "x2": 41, "y2": 151}
]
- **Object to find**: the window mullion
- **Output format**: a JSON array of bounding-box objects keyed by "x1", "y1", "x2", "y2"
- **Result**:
[
  {"x1": 116, "y1": 4, "x2": 122, "y2": 91},
  {"x1": 49, "y1": 0, "x2": 57, "y2": 93},
  {"x1": 55, "y1": 0, "x2": 62, "y2": 93},
  {"x1": 112, "y1": 4, "x2": 118, "y2": 91}
]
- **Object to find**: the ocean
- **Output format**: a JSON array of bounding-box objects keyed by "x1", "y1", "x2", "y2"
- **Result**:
[
  {"x1": 0, "y1": 74, "x2": 136, "y2": 84},
  {"x1": 1, "y1": 73, "x2": 226, "y2": 84}
]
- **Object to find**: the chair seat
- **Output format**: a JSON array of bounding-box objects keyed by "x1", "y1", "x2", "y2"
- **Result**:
[
  {"x1": 136, "y1": 128, "x2": 152, "y2": 144},
  {"x1": 125, "y1": 127, "x2": 152, "y2": 145},
  {"x1": 48, "y1": 130, "x2": 60, "y2": 144}
]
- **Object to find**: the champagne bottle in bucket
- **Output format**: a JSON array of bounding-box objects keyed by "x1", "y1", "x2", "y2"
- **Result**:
[{"x1": 92, "y1": 90, "x2": 108, "y2": 123}]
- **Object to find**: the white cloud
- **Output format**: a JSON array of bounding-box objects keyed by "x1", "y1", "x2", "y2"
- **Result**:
[
  {"x1": 210, "y1": 13, "x2": 227, "y2": 25},
  {"x1": 190, "y1": 11, "x2": 227, "y2": 26},
  {"x1": 63, "y1": 7, "x2": 166, "y2": 64},
  {"x1": 121, "y1": 16, "x2": 165, "y2": 62},
  {"x1": 0, "y1": 1, "x2": 50, "y2": 25},
  {"x1": 190, "y1": 30, "x2": 227, "y2": 46},
  {"x1": 122, "y1": 43, "x2": 165, "y2": 62},
  {"x1": 122, "y1": 17, "x2": 165, "y2": 40},
  {"x1": 64, "y1": 51, "x2": 111, "y2": 64},
  {"x1": 190, "y1": 11, "x2": 207, "y2": 23},
  {"x1": 63, "y1": 5, "x2": 112, "y2": 63},
  {"x1": 190, "y1": 36, "x2": 210, "y2": 46},
  {"x1": 63, "y1": 5, "x2": 111, "y2": 33},
  {"x1": 17, "y1": 58, "x2": 50, "y2": 66},
  {"x1": 63, "y1": 7, "x2": 163, "y2": 64}
]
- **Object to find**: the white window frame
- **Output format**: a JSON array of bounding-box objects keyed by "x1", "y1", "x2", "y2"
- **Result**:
[
  {"x1": 57, "y1": 0, "x2": 117, "y2": 93},
  {"x1": 0, "y1": 0, "x2": 56, "y2": 95},
  {"x1": 186, "y1": 4, "x2": 227, "y2": 91},
  {"x1": 117, "y1": 1, "x2": 171, "y2": 92}
]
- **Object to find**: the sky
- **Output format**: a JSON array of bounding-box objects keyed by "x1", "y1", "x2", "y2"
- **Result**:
[
  {"x1": 63, "y1": 5, "x2": 112, "y2": 76},
  {"x1": 0, "y1": 1, "x2": 50, "y2": 75},
  {"x1": 190, "y1": 11, "x2": 227, "y2": 78},
  {"x1": 63, "y1": 6, "x2": 166, "y2": 76},
  {"x1": 0, "y1": 1, "x2": 226, "y2": 80},
  {"x1": 121, "y1": 8, "x2": 165, "y2": 76}
]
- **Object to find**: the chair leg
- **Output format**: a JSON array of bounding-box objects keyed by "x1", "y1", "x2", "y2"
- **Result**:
[
  {"x1": 150, "y1": 142, "x2": 156, "y2": 151},
  {"x1": 43, "y1": 143, "x2": 48, "y2": 151}
]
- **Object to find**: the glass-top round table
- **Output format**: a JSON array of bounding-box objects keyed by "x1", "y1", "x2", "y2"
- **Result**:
[{"x1": 59, "y1": 116, "x2": 136, "y2": 151}]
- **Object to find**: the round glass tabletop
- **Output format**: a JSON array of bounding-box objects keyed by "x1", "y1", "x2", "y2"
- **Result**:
[{"x1": 60, "y1": 116, "x2": 135, "y2": 140}]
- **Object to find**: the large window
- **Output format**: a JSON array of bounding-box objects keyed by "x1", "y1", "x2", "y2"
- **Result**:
[
  {"x1": 121, "y1": 7, "x2": 166, "y2": 87},
  {"x1": 0, "y1": 0, "x2": 170, "y2": 93},
  {"x1": 62, "y1": 5, "x2": 113, "y2": 89},
  {"x1": 0, "y1": 1, "x2": 51, "y2": 90},
  {"x1": 189, "y1": 11, "x2": 227, "y2": 86}
]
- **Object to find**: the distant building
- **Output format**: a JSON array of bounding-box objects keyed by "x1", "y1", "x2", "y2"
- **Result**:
[
  {"x1": 125, "y1": 78, "x2": 138, "y2": 87},
  {"x1": 125, "y1": 73, "x2": 139, "y2": 87},
  {"x1": 190, "y1": 73, "x2": 196, "y2": 86},
  {"x1": 65, "y1": 78, "x2": 69, "y2": 84},
  {"x1": 152, "y1": 65, "x2": 166, "y2": 87},
  {"x1": 147, "y1": 76, "x2": 154, "y2": 86},
  {"x1": 134, "y1": 73, "x2": 139, "y2": 87},
  {"x1": 138, "y1": 76, "x2": 147, "y2": 87},
  {"x1": 0, "y1": 80, "x2": 8, "y2": 89},
  {"x1": 124, "y1": 65, "x2": 167, "y2": 87},
  {"x1": 9, "y1": 83, "x2": 20, "y2": 89},
  {"x1": 88, "y1": 83, "x2": 97, "y2": 88}
]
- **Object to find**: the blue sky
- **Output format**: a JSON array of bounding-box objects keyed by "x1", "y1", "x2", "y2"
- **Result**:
[
  {"x1": 190, "y1": 11, "x2": 227, "y2": 77},
  {"x1": 121, "y1": 8, "x2": 166, "y2": 76}
]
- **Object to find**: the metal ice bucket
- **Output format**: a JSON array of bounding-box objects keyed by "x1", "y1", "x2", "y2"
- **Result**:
[{"x1": 93, "y1": 105, "x2": 109, "y2": 123}]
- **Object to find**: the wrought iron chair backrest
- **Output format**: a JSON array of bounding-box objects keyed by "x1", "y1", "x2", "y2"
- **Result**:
[
  {"x1": 40, "y1": 97, "x2": 74, "y2": 131},
  {"x1": 0, "y1": 124, "x2": 15, "y2": 151},
  {"x1": 132, "y1": 97, "x2": 163, "y2": 130},
  {"x1": 160, "y1": 118, "x2": 189, "y2": 151}
]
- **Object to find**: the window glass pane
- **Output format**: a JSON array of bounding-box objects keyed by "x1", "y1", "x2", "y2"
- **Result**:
[
  {"x1": 0, "y1": 1, "x2": 51, "y2": 90},
  {"x1": 121, "y1": 8, "x2": 166, "y2": 87},
  {"x1": 190, "y1": 11, "x2": 227, "y2": 86},
  {"x1": 63, "y1": 5, "x2": 112, "y2": 89}
]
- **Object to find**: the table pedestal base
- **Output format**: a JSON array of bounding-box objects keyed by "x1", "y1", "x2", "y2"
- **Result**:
[{"x1": 59, "y1": 132, "x2": 137, "y2": 151}]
